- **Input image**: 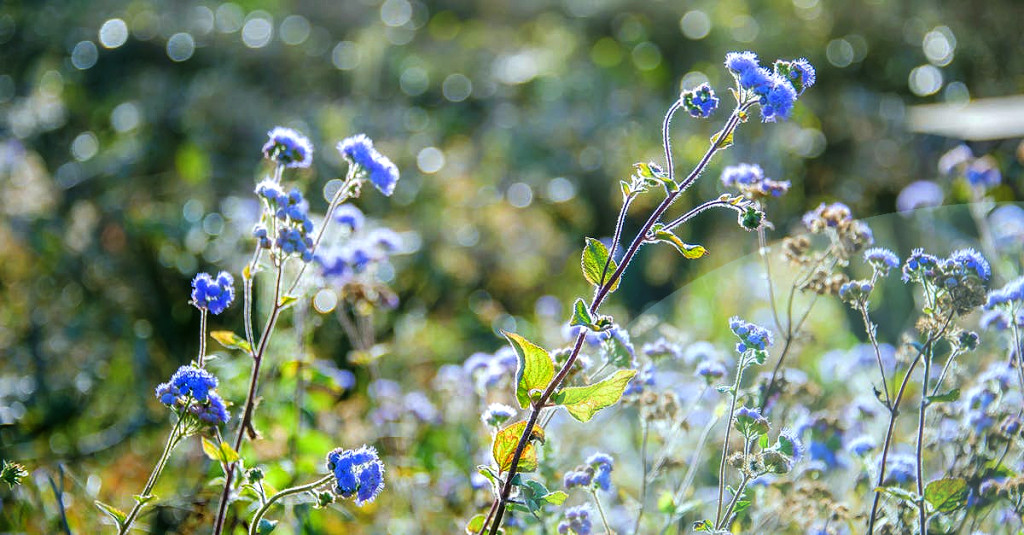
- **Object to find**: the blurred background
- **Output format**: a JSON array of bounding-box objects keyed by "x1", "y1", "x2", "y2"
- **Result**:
[{"x1": 0, "y1": 0, "x2": 1022, "y2": 532}]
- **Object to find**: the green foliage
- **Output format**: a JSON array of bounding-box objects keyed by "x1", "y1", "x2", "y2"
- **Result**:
[
  {"x1": 503, "y1": 331, "x2": 554, "y2": 409},
  {"x1": 551, "y1": 369, "x2": 637, "y2": 422},
  {"x1": 924, "y1": 478, "x2": 968, "y2": 513},
  {"x1": 581, "y1": 238, "x2": 619, "y2": 292},
  {"x1": 492, "y1": 421, "x2": 544, "y2": 473}
]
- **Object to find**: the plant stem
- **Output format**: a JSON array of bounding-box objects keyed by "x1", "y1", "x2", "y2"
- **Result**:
[
  {"x1": 633, "y1": 420, "x2": 650, "y2": 534},
  {"x1": 248, "y1": 475, "x2": 334, "y2": 535},
  {"x1": 120, "y1": 416, "x2": 184, "y2": 534},
  {"x1": 716, "y1": 473, "x2": 751, "y2": 531},
  {"x1": 212, "y1": 264, "x2": 287, "y2": 535},
  {"x1": 858, "y1": 300, "x2": 892, "y2": 408},
  {"x1": 592, "y1": 489, "x2": 614, "y2": 534},
  {"x1": 715, "y1": 356, "x2": 745, "y2": 526},
  {"x1": 197, "y1": 309, "x2": 208, "y2": 367},
  {"x1": 915, "y1": 347, "x2": 932, "y2": 534},
  {"x1": 867, "y1": 313, "x2": 954, "y2": 533},
  {"x1": 484, "y1": 104, "x2": 748, "y2": 535}
]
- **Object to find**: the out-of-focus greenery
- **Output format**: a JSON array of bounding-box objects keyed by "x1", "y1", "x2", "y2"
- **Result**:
[{"x1": 0, "y1": 0, "x2": 1022, "y2": 533}]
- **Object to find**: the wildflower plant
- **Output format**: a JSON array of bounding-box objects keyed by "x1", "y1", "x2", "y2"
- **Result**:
[
  {"x1": 93, "y1": 127, "x2": 402, "y2": 534},
  {"x1": 468, "y1": 50, "x2": 815, "y2": 535}
]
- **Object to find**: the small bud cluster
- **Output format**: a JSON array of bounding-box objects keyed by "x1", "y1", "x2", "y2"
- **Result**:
[
  {"x1": 254, "y1": 181, "x2": 316, "y2": 262},
  {"x1": 729, "y1": 316, "x2": 773, "y2": 353},
  {"x1": 838, "y1": 279, "x2": 874, "y2": 305},
  {"x1": 261, "y1": 127, "x2": 313, "y2": 169},
  {"x1": 337, "y1": 134, "x2": 400, "y2": 197},
  {"x1": 481, "y1": 403, "x2": 516, "y2": 428},
  {"x1": 680, "y1": 83, "x2": 719, "y2": 119}
]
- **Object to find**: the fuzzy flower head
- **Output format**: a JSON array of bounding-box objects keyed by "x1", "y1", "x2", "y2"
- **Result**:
[
  {"x1": 696, "y1": 359, "x2": 728, "y2": 383},
  {"x1": 729, "y1": 316, "x2": 773, "y2": 353},
  {"x1": 255, "y1": 181, "x2": 316, "y2": 262},
  {"x1": 734, "y1": 406, "x2": 770, "y2": 437},
  {"x1": 905, "y1": 248, "x2": 990, "y2": 315},
  {"x1": 191, "y1": 272, "x2": 235, "y2": 315},
  {"x1": 334, "y1": 204, "x2": 365, "y2": 231},
  {"x1": 965, "y1": 156, "x2": 1002, "y2": 190},
  {"x1": 327, "y1": 445, "x2": 385, "y2": 506},
  {"x1": 262, "y1": 127, "x2": 313, "y2": 168},
  {"x1": 155, "y1": 365, "x2": 230, "y2": 426},
  {"x1": 680, "y1": 83, "x2": 719, "y2": 118},
  {"x1": 337, "y1": 134, "x2": 400, "y2": 196},
  {"x1": 863, "y1": 247, "x2": 900, "y2": 276},
  {"x1": 586, "y1": 452, "x2": 614, "y2": 491},
  {"x1": 846, "y1": 435, "x2": 877, "y2": 457},
  {"x1": 557, "y1": 504, "x2": 593, "y2": 535},
  {"x1": 986, "y1": 276, "x2": 1024, "y2": 310},
  {"x1": 882, "y1": 453, "x2": 917, "y2": 485},
  {"x1": 724, "y1": 51, "x2": 810, "y2": 122}
]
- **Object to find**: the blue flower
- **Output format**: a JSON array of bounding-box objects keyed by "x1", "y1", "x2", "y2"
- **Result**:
[
  {"x1": 481, "y1": 403, "x2": 516, "y2": 427},
  {"x1": 680, "y1": 83, "x2": 718, "y2": 118},
  {"x1": 696, "y1": 359, "x2": 727, "y2": 383},
  {"x1": 863, "y1": 247, "x2": 900, "y2": 275},
  {"x1": 327, "y1": 445, "x2": 385, "y2": 506},
  {"x1": 986, "y1": 277, "x2": 1024, "y2": 309},
  {"x1": 846, "y1": 435, "x2": 876, "y2": 457},
  {"x1": 261, "y1": 127, "x2": 313, "y2": 168},
  {"x1": 966, "y1": 158, "x2": 1001, "y2": 189},
  {"x1": 901, "y1": 248, "x2": 939, "y2": 283},
  {"x1": 729, "y1": 316, "x2": 773, "y2": 352},
  {"x1": 725, "y1": 51, "x2": 760, "y2": 78},
  {"x1": 783, "y1": 58, "x2": 816, "y2": 95},
  {"x1": 337, "y1": 134, "x2": 400, "y2": 196},
  {"x1": 896, "y1": 180, "x2": 944, "y2": 214},
  {"x1": 759, "y1": 73, "x2": 798, "y2": 122},
  {"x1": 191, "y1": 272, "x2": 235, "y2": 315},
  {"x1": 158, "y1": 365, "x2": 218, "y2": 403},
  {"x1": 623, "y1": 363, "x2": 655, "y2": 396},
  {"x1": 563, "y1": 468, "x2": 593, "y2": 489},
  {"x1": 191, "y1": 392, "x2": 230, "y2": 425},
  {"x1": 882, "y1": 453, "x2": 916, "y2": 485},
  {"x1": 335, "y1": 204, "x2": 365, "y2": 231},
  {"x1": 721, "y1": 163, "x2": 764, "y2": 187},
  {"x1": 949, "y1": 248, "x2": 991, "y2": 281},
  {"x1": 557, "y1": 504, "x2": 593, "y2": 535}
]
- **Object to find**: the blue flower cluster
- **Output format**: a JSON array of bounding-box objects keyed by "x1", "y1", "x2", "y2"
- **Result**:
[
  {"x1": 463, "y1": 347, "x2": 518, "y2": 393},
  {"x1": 680, "y1": 83, "x2": 718, "y2": 118},
  {"x1": 254, "y1": 180, "x2": 316, "y2": 262},
  {"x1": 261, "y1": 127, "x2": 313, "y2": 169},
  {"x1": 334, "y1": 204, "x2": 365, "y2": 231},
  {"x1": 797, "y1": 414, "x2": 845, "y2": 470},
  {"x1": 337, "y1": 134, "x2": 400, "y2": 197},
  {"x1": 802, "y1": 202, "x2": 852, "y2": 231},
  {"x1": 327, "y1": 445, "x2": 385, "y2": 506},
  {"x1": 983, "y1": 277, "x2": 1024, "y2": 331},
  {"x1": 563, "y1": 452, "x2": 614, "y2": 491},
  {"x1": 622, "y1": 362, "x2": 655, "y2": 396},
  {"x1": 838, "y1": 280, "x2": 873, "y2": 304},
  {"x1": 191, "y1": 272, "x2": 235, "y2": 315},
  {"x1": 155, "y1": 365, "x2": 230, "y2": 425},
  {"x1": 846, "y1": 434, "x2": 877, "y2": 457},
  {"x1": 724, "y1": 51, "x2": 814, "y2": 122},
  {"x1": 720, "y1": 163, "x2": 791, "y2": 198},
  {"x1": 695, "y1": 359, "x2": 727, "y2": 383},
  {"x1": 882, "y1": 453, "x2": 917, "y2": 485},
  {"x1": 316, "y1": 227, "x2": 403, "y2": 288},
  {"x1": 729, "y1": 316, "x2": 773, "y2": 353},
  {"x1": 734, "y1": 406, "x2": 770, "y2": 436},
  {"x1": 557, "y1": 504, "x2": 593, "y2": 535},
  {"x1": 863, "y1": 247, "x2": 900, "y2": 276}
]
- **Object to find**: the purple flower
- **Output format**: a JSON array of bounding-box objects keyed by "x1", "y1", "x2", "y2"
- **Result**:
[
  {"x1": 896, "y1": 181, "x2": 943, "y2": 214},
  {"x1": 327, "y1": 445, "x2": 385, "y2": 506},
  {"x1": 334, "y1": 204, "x2": 365, "y2": 230},
  {"x1": 680, "y1": 83, "x2": 719, "y2": 118}
]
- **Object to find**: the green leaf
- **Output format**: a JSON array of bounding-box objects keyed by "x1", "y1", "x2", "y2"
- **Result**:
[
  {"x1": 733, "y1": 499, "x2": 751, "y2": 514},
  {"x1": 278, "y1": 295, "x2": 299, "y2": 309},
  {"x1": 926, "y1": 388, "x2": 961, "y2": 404},
  {"x1": 542, "y1": 490, "x2": 568, "y2": 505},
  {"x1": 210, "y1": 331, "x2": 252, "y2": 354},
  {"x1": 581, "y1": 237, "x2": 619, "y2": 292},
  {"x1": 492, "y1": 421, "x2": 544, "y2": 473},
  {"x1": 465, "y1": 514, "x2": 487, "y2": 534},
  {"x1": 570, "y1": 299, "x2": 595, "y2": 329},
  {"x1": 652, "y1": 228, "x2": 708, "y2": 260},
  {"x1": 875, "y1": 485, "x2": 920, "y2": 505},
  {"x1": 758, "y1": 434, "x2": 770, "y2": 450},
  {"x1": 924, "y1": 477, "x2": 968, "y2": 513},
  {"x1": 551, "y1": 369, "x2": 637, "y2": 422},
  {"x1": 606, "y1": 332, "x2": 634, "y2": 368},
  {"x1": 503, "y1": 332, "x2": 554, "y2": 409},
  {"x1": 693, "y1": 519, "x2": 714, "y2": 532},
  {"x1": 94, "y1": 500, "x2": 127, "y2": 528},
  {"x1": 201, "y1": 438, "x2": 240, "y2": 465},
  {"x1": 133, "y1": 494, "x2": 156, "y2": 505},
  {"x1": 710, "y1": 129, "x2": 734, "y2": 149}
]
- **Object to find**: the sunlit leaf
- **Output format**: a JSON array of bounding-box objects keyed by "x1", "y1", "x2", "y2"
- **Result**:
[
  {"x1": 581, "y1": 237, "x2": 619, "y2": 292},
  {"x1": 924, "y1": 477, "x2": 968, "y2": 513},
  {"x1": 569, "y1": 298, "x2": 594, "y2": 329},
  {"x1": 201, "y1": 437, "x2": 240, "y2": 465},
  {"x1": 551, "y1": 369, "x2": 637, "y2": 422},
  {"x1": 492, "y1": 421, "x2": 544, "y2": 473},
  {"x1": 503, "y1": 331, "x2": 554, "y2": 409},
  {"x1": 94, "y1": 500, "x2": 127, "y2": 528},
  {"x1": 210, "y1": 331, "x2": 252, "y2": 353}
]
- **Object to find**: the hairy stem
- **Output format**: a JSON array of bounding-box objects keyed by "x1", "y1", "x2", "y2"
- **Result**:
[
  {"x1": 916, "y1": 348, "x2": 932, "y2": 534},
  {"x1": 592, "y1": 488, "x2": 614, "y2": 535},
  {"x1": 119, "y1": 416, "x2": 184, "y2": 534},
  {"x1": 197, "y1": 309, "x2": 208, "y2": 367},
  {"x1": 715, "y1": 357, "x2": 746, "y2": 526},
  {"x1": 248, "y1": 475, "x2": 333, "y2": 535}
]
